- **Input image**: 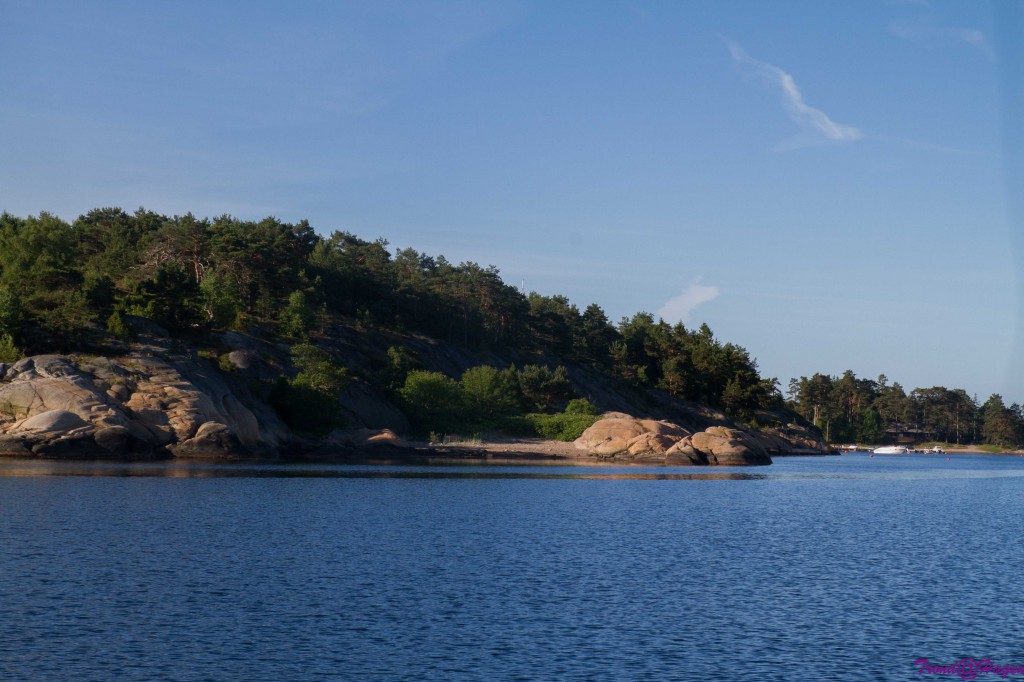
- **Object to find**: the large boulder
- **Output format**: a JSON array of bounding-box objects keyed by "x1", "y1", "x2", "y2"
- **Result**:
[
  {"x1": 15, "y1": 410, "x2": 92, "y2": 436},
  {"x1": 574, "y1": 416, "x2": 648, "y2": 456},
  {"x1": 172, "y1": 421, "x2": 244, "y2": 458},
  {"x1": 574, "y1": 415, "x2": 690, "y2": 458},
  {"x1": 669, "y1": 426, "x2": 772, "y2": 466},
  {"x1": 574, "y1": 415, "x2": 773, "y2": 465},
  {"x1": 626, "y1": 432, "x2": 682, "y2": 457},
  {"x1": 664, "y1": 442, "x2": 709, "y2": 466}
]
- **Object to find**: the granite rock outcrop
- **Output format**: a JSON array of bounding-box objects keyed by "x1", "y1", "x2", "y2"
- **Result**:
[
  {"x1": 0, "y1": 351, "x2": 289, "y2": 459},
  {"x1": 574, "y1": 414, "x2": 773, "y2": 466}
]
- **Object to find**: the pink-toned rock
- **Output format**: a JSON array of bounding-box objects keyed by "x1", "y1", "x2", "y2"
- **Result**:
[
  {"x1": 687, "y1": 426, "x2": 771, "y2": 466},
  {"x1": 574, "y1": 417, "x2": 649, "y2": 455},
  {"x1": 0, "y1": 352, "x2": 289, "y2": 459},
  {"x1": 360, "y1": 428, "x2": 408, "y2": 448},
  {"x1": 665, "y1": 437, "x2": 707, "y2": 465},
  {"x1": 575, "y1": 415, "x2": 690, "y2": 457},
  {"x1": 637, "y1": 420, "x2": 690, "y2": 439},
  {"x1": 626, "y1": 432, "x2": 683, "y2": 456},
  {"x1": 326, "y1": 428, "x2": 409, "y2": 449}
]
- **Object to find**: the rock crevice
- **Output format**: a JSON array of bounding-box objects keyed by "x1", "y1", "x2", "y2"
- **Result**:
[
  {"x1": 574, "y1": 414, "x2": 776, "y2": 466},
  {"x1": 0, "y1": 352, "x2": 289, "y2": 460}
]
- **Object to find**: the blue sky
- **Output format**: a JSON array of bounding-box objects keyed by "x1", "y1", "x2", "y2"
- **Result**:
[{"x1": 2, "y1": 0, "x2": 1021, "y2": 402}]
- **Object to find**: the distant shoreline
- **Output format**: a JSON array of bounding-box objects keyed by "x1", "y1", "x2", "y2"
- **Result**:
[{"x1": 842, "y1": 445, "x2": 1024, "y2": 456}]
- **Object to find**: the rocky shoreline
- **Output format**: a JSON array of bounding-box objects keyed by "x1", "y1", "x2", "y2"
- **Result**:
[
  {"x1": 0, "y1": 339, "x2": 830, "y2": 466},
  {"x1": 0, "y1": 350, "x2": 287, "y2": 461}
]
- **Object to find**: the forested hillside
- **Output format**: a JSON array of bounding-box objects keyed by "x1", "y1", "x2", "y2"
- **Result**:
[
  {"x1": 0, "y1": 208, "x2": 783, "y2": 436},
  {"x1": 788, "y1": 372, "x2": 1023, "y2": 449},
  {"x1": 3, "y1": 208, "x2": 1015, "y2": 451}
]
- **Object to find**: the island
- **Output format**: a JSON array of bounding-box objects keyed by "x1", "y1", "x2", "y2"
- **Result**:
[{"x1": 0, "y1": 207, "x2": 830, "y2": 464}]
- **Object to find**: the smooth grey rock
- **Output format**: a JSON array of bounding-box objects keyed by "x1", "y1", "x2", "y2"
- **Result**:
[
  {"x1": 226, "y1": 350, "x2": 253, "y2": 370},
  {"x1": 17, "y1": 410, "x2": 91, "y2": 435}
]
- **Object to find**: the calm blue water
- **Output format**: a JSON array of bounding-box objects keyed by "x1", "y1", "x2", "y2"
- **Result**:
[{"x1": 3, "y1": 453, "x2": 1024, "y2": 681}]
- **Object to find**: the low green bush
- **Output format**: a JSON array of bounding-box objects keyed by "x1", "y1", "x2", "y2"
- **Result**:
[
  {"x1": 526, "y1": 412, "x2": 599, "y2": 442},
  {"x1": 0, "y1": 333, "x2": 21, "y2": 363},
  {"x1": 565, "y1": 398, "x2": 599, "y2": 416},
  {"x1": 218, "y1": 353, "x2": 237, "y2": 373}
]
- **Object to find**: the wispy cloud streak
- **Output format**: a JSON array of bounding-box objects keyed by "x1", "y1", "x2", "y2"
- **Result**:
[
  {"x1": 657, "y1": 279, "x2": 720, "y2": 324},
  {"x1": 725, "y1": 39, "x2": 863, "y2": 143},
  {"x1": 888, "y1": 20, "x2": 994, "y2": 59}
]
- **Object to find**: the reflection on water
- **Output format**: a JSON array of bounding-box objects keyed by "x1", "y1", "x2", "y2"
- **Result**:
[
  {"x1": 3, "y1": 452, "x2": 1024, "y2": 480},
  {"x1": 0, "y1": 458, "x2": 768, "y2": 480}
]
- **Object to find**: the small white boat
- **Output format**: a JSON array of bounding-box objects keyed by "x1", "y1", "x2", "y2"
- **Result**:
[{"x1": 872, "y1": 445, "x2": 909, "y2": 454}]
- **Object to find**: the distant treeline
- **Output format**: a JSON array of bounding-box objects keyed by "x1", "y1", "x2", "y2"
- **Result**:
[
  {"x1": 0, "y1": 208, "x2": 781, "y2": 419},
  {"x1": 788, "y1": 372, "x2": 1022, "y2": 448}
]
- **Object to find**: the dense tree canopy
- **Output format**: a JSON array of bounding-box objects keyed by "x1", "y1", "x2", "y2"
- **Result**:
[
  {"x1": 788, "y1": 370, "x2": 1021, "y2": 448},
  {"x1": 1, "y1": 208, "x2": 781, "y2": 419}
]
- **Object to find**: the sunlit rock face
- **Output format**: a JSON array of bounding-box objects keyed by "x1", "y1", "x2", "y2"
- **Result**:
[{"x1": 0, "y1": 352, "x2": 288, "y2": 459}]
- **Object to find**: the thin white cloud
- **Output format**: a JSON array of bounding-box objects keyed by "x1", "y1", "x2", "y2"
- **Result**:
[
  {"x1": 725, "y1": 39, "x2": 863, "y2": 144},
  {"x1": 888, "y1": 20, "x2": 994, "y2": 59},
  {"x1": 657, "y1": 279, "x2": 720, "y2": 324}
]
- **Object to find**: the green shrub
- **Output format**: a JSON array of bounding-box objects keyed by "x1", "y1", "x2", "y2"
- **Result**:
[
  {"x1": 490, "y1": 414, "x2": 535, "y2": 437},
  {"x1": 291, "y1": 343, "x2": 348, "y2": 394},
  {"x1": 218, "y1": 353, "x2": 237, "y2": 373},
  {"x1": 42, "y1": 289, "x2": 97, "y2": 345},
  {"x1": 565, "y1": 398, "x2": 599, "y2": 415},
  {"x1": 380, "y1": 345, "x2": 416, "y2": 391},
  {"x1": 200, "y1": 270, "x2": 241, "y2": 330},
  {"x1": 105, "y1": 310, "x2": 134, "y2": 341},
  {"x1": 526, "y1": 412, "x2": 599, "y2": 442},
  {"x1": 0, "y1": 333, "x2": 22, "y2": 363},
  {"x1": 399, "y1": 370, "x2": 466, "y2": 434},
  {"x1": 461, "y1": 365, "x2": 519, "y2": 420},
  {"x1": 517, "y1": 364, "x2": 572, "y2": 411},
  {"x1": 279, "y1": 290, "x2": 314, "y2": 338},
  {"x1": 0, "y1": 285, "x2": 23, "y2": 338}
]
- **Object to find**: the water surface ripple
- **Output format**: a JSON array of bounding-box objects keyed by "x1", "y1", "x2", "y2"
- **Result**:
[{"x1": 2, "y1": 453, "x2": 1023, "y2": 680}]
